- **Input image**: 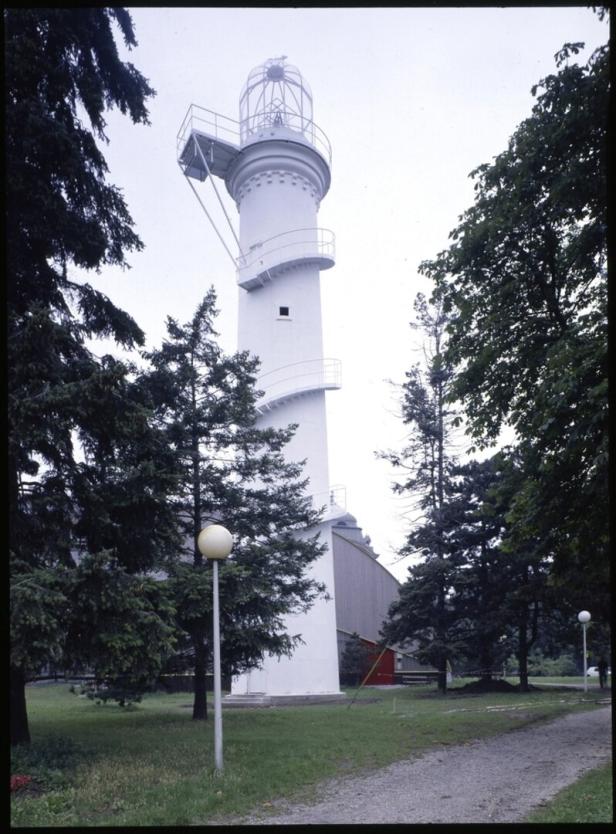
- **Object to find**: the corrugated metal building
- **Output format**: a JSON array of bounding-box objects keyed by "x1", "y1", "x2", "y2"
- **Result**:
[
  {"x1": 332, "y1": 513, "x2": 398, "y2": 641},
  {"x1": 332, "y1": 512, "x2": 430, "y2": 684}
]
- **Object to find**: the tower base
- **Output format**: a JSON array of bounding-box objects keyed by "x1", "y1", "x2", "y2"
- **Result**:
[
  {"x1": 223, "y1": 692, "x2": 347, "y2": 708},
  {"x1": 231, "y1": 520, "x2": 342, "y2": 699}
]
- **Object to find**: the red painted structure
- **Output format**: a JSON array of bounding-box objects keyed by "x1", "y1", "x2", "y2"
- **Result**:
[{"x1": 361, "y1": 639, "x2": 395, "y2": 685}]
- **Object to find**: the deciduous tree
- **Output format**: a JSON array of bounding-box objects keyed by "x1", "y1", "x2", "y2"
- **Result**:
[{"x1": 421, "y1": 38, "x2": 609, "y2": 618}]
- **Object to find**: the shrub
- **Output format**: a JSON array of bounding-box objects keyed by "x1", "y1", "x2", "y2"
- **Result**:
[{"x1": 527, "y1": 650, "x2": 578, "y2": 677}]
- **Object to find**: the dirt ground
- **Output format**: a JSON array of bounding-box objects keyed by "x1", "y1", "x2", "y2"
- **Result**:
[{"x1": 218, "y1": 703, "x2": 612, "y2": 826}]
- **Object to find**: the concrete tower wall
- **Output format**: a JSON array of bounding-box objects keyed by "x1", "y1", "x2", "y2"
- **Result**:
[
  {"x1": 237, "y1": 268, "x2": 325, "y2": 384},
  {"x1": 229, "y1": 139, "x2": 327, "y2": 247},
  {"x1": 227, "y1": 124, "x2": 341, "y2": 698},
  {"x1": 230, "y1": 134, "x2": 334, "y2": 507},
  {"x1": 230, "y1": 522, "x2": 340, "y2": 696}
]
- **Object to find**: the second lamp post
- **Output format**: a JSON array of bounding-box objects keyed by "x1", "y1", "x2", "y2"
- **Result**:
[
  {"x1": 578, "y1": 610, "x2": 591, "y2": 693},
  {"x1": 197, "y1": 523, "x2": 233, "y2": 773}
]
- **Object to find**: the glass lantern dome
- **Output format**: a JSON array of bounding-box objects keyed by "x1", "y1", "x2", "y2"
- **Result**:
[{"x1": 239, "y1": 57, "x2": 331, "y2": 164}]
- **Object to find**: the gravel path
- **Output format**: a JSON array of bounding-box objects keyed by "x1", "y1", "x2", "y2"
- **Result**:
[{"x1": 222, "y1": 705, "x2": 612, "y2": 825}]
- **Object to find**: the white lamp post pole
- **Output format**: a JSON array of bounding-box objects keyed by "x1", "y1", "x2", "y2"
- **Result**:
[
  {"x1": 578, "y1": 610, "x2": 591, "y2": 693},
  {"x1": 197, "y1": 524, "x2": 233, "y2": 773},
  {"x1": 212, "y1": 558, "x2": 222, "y2": 769}
]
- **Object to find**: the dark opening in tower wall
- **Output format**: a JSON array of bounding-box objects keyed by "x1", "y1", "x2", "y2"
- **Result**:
[{"x1": 279, "y1": 306, "x2": 290, "y2": 317}]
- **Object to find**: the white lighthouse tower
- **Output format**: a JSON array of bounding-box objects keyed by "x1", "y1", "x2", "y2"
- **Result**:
[{"x1": 177, "y1": 57, "x2": 345, "y2": 702}]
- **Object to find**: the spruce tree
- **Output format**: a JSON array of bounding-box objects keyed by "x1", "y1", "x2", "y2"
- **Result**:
[
  {"x1": 7, "y1": 8, "x2": 179, "y2": 745},
  {"x1": 490, "y1": 450, "x2": 552, "y2": 691},
  {"x1": 340, "y1": 633, "x2": 373, "y2": 686},
  {"x1": 143, "y1": 290, "x2": 326, "y2": 720},
  {"x1": 379, "y1": 295, "x2": 462, "y2": 692},
  {"x1": 445, "y1": 456, "x2": 512, "y2": 679}
]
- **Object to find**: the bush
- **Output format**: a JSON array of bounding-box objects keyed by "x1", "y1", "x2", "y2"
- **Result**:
[
  {"x1": 71, "y1": 679, "x2": 143, "y2": 707},
  {"x1": 527, "y1": 650, "x2": 578, "y2": 677}
]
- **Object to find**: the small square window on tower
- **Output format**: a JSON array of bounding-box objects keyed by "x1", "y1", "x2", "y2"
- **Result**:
[{"x1": 278, "y1": 306, "x2": 290, "y2": 318}]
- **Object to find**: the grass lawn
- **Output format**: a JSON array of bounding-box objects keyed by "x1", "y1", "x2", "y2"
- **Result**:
[
  {"x1": 10, "y1": 681, "x2": 608, "y2": 827},
  {"x1": 525, "y1": 762, "x2": 613, "y2": 823}
]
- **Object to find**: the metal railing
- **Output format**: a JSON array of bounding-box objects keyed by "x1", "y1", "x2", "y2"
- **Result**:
[
  {"x1": 256, "y1": 357, "x2": 341, "y2": 411},
  {"x1": 240, "y1": 108, "x2": 331, "y2": 165},
  {"x1": 237, "y1": 228, "x2": 335, "y2": 285},
  {"x1": 177, "y1": 104, "x2": 332, "y2": 167},
  {"x1": 177, "y1": 104, "x2": 240, "y2": 162},
  {"x1": 310, "y1": 484, "x2": 347, "y2": 513}
]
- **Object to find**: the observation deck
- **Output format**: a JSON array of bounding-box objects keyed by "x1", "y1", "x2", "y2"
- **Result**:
[
  {"x1": 177, "y1": 105, "x2": 240, "y2": 181},
  {"x1": 176, "y1": 103, "x2": 331, "y2": 183},
  {"x1": 237, "y1": 228, "x2": 335, "y2": 289},
  {"x1": 255, "y1": 358, "x2": 341, "y2": 414}
]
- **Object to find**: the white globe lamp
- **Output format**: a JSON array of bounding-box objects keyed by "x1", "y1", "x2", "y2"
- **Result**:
[
  {"x1": 198, "y1": 524, "x2": 233, "y2": 561},
  {"x1": 577, "y1": 610, "x2": 591, "y2": 692}
]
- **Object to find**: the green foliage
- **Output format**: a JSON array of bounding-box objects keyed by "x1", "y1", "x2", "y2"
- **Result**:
[
  {"x1": 10, "y1": 560, "x2": 71, "y2": 676},
  {"x1": 424, "y1": 42, "x2": 608, "y2": 444},
  {"x1": 5, "y1": 8, "x2": 154, "y2": 314},
  {"x1": 440, "y1": 456, "x2": 513, "y2": 675},
  {"x1": 64, "y1": 552, "x2": 177, "y2": 690},
  {"x1": 380, "y1": 297, "x2": 465, "y2": 686},
  {"x1": 525, "y1": 763, "x2": 613, "y2": 824},
  {"x1": 380, "y1": 301, "x2": 541, "y2": 686},
  {"x1": 143, "y1": 291, "x2": 327, "y2": 716},
  {"x1": 527, "y1": 649, "x2": 578, "y2": 678},
  {"x1": 77, "y1": 682, "x2": 143, "y2": 707},
  {"x1": 339, "y1": 633, "x2": 373, "y2": 685},
  {"x1": 421, "y1": 39, "x2": 609, "y2": 620},
  {"x1": 382, "y1": 328, "x2": 558, "y2": 688},
  {"x1": 6, "y1": 8, "x2": 179, "y2": 744}
]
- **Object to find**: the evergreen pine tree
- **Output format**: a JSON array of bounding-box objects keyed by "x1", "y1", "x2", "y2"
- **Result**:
[
  {"x1": 446, "y1": 456, "x2": 512, "y2": 679},
  {"x1": 379, "y1": 295, "x2": 462, "y2": 692},
  {"x1": 7, "y1": 8, "x2": 179, "y2": 745},
  {"x1": 143, "y1": 290, "x2": 327, "y2": 720}
]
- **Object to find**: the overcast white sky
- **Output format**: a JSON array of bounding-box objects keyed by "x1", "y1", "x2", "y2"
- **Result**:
[{"x1": 92, "y1": 6, "x2": 608, "y2": 582}]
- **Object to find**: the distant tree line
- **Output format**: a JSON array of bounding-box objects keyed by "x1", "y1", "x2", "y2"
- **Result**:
[{"x1": 380, "y1": 28, "x2": 609, "y2": 692}]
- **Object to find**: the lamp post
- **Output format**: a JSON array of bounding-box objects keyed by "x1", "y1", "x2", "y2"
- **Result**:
[
  {"x1": 197, "y1": 524, "x2": 233, "y2": 773},
  {"x1": 578, "y1": 610, "x2": 591, "y2": 693}
]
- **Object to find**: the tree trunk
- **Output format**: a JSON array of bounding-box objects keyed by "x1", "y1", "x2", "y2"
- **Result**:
[
  {"x1": 479, "y1": 648, "x2": 493, "y2": 680},
  {"x1": 478, "y1": 537, "x2": 493, "y2": 679},
  {"x1": 517, "y1": 622, "x2": 530, "y2": 692},
  {"x1": 517, "y1": 566, "x2": 540, "y2": 693},
  {"x1": 189, "y1": 370, "x2": 209, "y2": 721},
  {"x1": 10, "y1": 665, "x2": 30, "y2": 745},
  {"x1": 435, "y1": 363, "x2": 448, "y2": 699},
  {"x1": 438, "y1": 658, "x2": 448, "y2": 694},
  {"x1": 192, "y1": 628, "x2": 208, "y2": 721}
]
